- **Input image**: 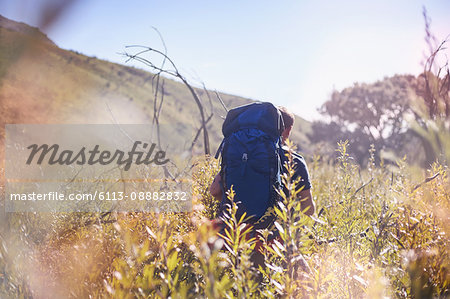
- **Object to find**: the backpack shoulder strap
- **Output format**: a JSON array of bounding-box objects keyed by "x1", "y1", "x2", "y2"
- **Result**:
[{"x1": 214, "y1": 139, "x2": 225, "y2": 159}]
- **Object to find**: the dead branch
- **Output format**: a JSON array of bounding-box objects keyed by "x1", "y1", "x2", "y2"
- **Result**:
[
  {"x1": 190, "y1": 114, "x2": 214, "y2": 152},
  {"x1": 422, "y1": 7, "x2": 450, "y2": 119},
  {"x1": 214, "y1": 90, "x2": 229, "y2": 114},
  {"x1": 123, "y1": 45, "x2": 211, "y2": 154},
  {"x1": 411, "y1": 172, "x2": 440, "y2": 192},
  {"x1": 351, "y1": 178, "x2": 374, "y2": 198},
  {"x1": 202, "y1": 82, "x2": 215, "y2": 121}
]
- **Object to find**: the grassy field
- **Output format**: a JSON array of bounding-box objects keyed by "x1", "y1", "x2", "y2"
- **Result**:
[
  {"x1": 1, "y1": 141, "x2": 448, "y2": 298},
  {"x1": 1, "y1": 15, "x2": 449, "y2": 298}
]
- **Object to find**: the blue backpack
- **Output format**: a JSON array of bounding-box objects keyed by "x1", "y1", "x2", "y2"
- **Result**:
[{"x1": 215, "y1": 102, "x2": 284, "y2": 227}]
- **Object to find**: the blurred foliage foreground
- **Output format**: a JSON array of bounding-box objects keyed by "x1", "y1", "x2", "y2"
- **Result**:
[{"x1": 0, "y1": 141, "x2": 448, "y2": 298}]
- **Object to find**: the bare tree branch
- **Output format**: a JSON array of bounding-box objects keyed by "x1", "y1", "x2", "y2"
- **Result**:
[
  {"x1": 123, "y1": 45, "x2": 211, "y2": 154},
  {"x1": 214, "y1": 90, "x2": 229, "y2": 114},
  {"x1": 190, "y1": 113, "x2": 213, "y2": 152}
]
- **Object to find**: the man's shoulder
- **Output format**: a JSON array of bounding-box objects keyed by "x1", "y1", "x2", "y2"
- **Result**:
[
  {"x1": 280, "y1": 145, "x2": 311, "y2": 189},
  {"x1": 280, "y1": 146, "x2": 307, "y2": 164}
]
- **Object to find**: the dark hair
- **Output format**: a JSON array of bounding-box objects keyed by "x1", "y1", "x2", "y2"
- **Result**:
[{"x1": 278, "y1": 106, "x2": 295, "y2": 129}]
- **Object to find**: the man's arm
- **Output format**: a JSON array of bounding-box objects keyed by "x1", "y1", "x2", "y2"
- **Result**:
[
  {"x1": 299, "y1": 188, "x2": 314, "y2": 216},
  {"x1": 209, "y1": 173, "x2": 222, "y2": 201},
  {"x1": 285, "y1": 150, "x2": 314, "y2": 216}
]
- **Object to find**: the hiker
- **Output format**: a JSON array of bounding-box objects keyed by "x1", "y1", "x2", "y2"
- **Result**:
[
  {"x1": 277, "y1": 106, "x2": 314, "y2": 216},
  {"x1": 210, "y1": 105, "x2": 314, "y2": 216},
  {"x1": 209, "y1": 103, "x2": 314, "y2": 272}
]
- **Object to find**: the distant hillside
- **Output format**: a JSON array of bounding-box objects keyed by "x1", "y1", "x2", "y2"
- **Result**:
[{"x1": 0, "y1": 15, "x2": 311, "y2": 157}]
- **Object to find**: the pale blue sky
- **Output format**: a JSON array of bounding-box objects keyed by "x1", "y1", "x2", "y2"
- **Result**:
[{"x1": 1, "y1": 0, "x2": 449, "y2": 120}]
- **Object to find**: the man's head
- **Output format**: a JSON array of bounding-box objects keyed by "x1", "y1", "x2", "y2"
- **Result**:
[{"x1": 278, "y1": 106, "x2": 295, "y2": 143}]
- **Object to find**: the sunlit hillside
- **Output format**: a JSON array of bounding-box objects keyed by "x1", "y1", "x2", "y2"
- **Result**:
[
  {"x1": 1, "y1": 13, "x2": 448, "y2": 299},
  {"x1": 0, "y1": 15, "x2": 311, "y2": 156}
]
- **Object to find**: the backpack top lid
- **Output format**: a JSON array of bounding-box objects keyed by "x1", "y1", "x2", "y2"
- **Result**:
[{"x1": 222, "y1": 102, "x2": 284, "y2": 140}]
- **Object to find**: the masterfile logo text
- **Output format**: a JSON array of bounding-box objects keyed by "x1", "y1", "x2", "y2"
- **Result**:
[{"x1": 5, "y1": 124, "x2": 192, "y2": 213}]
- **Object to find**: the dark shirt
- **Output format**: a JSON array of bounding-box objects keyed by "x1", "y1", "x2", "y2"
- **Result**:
[{"x1": 280, "y1": 146, "x2": 312, "y2": 191}]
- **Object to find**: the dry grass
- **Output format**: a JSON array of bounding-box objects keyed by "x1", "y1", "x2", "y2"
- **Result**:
[{"x1": 1, "y1": 142, "x2": 448, "y2": 298}]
